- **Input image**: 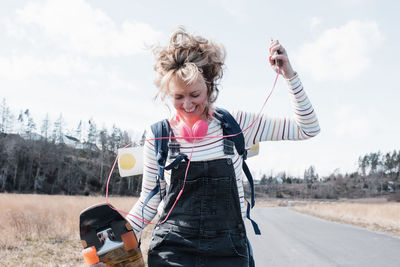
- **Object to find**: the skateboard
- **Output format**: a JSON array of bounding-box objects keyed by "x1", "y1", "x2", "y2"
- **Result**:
[{"x1": 79, "y1": 203, "x2": 144, "y2": 267}]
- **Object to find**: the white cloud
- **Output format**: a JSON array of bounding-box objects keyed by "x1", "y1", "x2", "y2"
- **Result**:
[
  {"x1": 217, "y1": 0, "x2": 248, "y2": 21},
  {"x1": 309, "y1": 17, "x2": 322, "y2": 31},
  {"x1": 334, "y1": 106, "x2": 370, "y2": 139},
  {"x1": 0, "y1": 55, "x2": 93, "y2": 79},
  {"x1": 296, "y1": 20, "x2": 383, "y2": 82},
  {"x1": 7, "y1": 0, "x2": 160, "y2": 57},
  {"x1": 0, "y1": 0, "x2": 163, "y2": 135},
  {"x1": 336, "y1": 0, "x2": 372, "y2": 7}
]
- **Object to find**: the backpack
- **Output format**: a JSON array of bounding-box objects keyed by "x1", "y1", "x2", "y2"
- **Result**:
[{"x1": 143, "y1": 107, "x2": 260, "y2": 235}]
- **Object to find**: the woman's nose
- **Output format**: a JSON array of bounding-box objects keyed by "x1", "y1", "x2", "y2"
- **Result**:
[{"x1": 183, "y1": 99, "x2": 193, "y2": 109}]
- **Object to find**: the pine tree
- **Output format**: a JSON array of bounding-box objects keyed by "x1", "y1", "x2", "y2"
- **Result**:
[
  {"x1": 358, "y1": 155, "x2": 368, "y2": 176},
  {"x1": 99, "y1": 127, "x2": 108, "y2": 151},
  {"x1": 0, "y1": 98, "x2": 13, "y2": 133},
  {"x1": 52, "y1": 114, "x2": 64, "y2": 143},
  {"x1": 384, "y1": 151, "x2": 395, "y2": 177},
  {"x1": 120, "y1": 130, "x2": 132, "y2": 147},
  {"x1": 5, "y1": 108, "x2": 14, "y2": 133},
  {"x1": 23, "y1": 109, "x2": 36, "y2": 139},
  {"x1": 369, "y1": 152, "x2": 381, "y2": 175},
  {"x1": 394, "y1": 150, "x2": 400, "y2": 178},
  {"x1": 75, "y1": 120, "x2": 82, "y2": 142},
  {"x1": 41, "y1": 114, "x2": 50, "y2": 140},
  {"x1": 98, "y1": 127, "x2": 108, "y2": 188},
  {"x1": 304, "y1": 166, "x2": 317, "y2": 183},
  {"x1": 0, "y1": 98, "x2": 7, "y2": 133},
  {"x1": 87, "y1": 119, "x2": 97, "y2": 145},
  {"x1": 109, "y1": 125, "x2": 121, "y2": 153}
]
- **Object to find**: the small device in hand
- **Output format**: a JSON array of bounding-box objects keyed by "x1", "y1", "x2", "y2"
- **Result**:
[{"x1": 271, "y1": 38, "x2": 283, "y2": 67}]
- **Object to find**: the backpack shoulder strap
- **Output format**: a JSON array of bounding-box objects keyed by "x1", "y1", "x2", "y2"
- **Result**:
[
  {"x1": 150, "y1": 119, "x2": 170, "y2": 181},
  {"x1": 214, "y1": 108, "x2": 261, "y2": 235},
  {"x1": 137, "y1": 119, "x2": 170, "y2": 244},
  {"x1": 143, "y1": 118, "x2": 170, "y2": 206},
  {"x1": 140, "y1": 119, "x2": 168, "y2": 222},
  {"x1": 214, "y1": 108, "x2": 246, "y2": 157}
]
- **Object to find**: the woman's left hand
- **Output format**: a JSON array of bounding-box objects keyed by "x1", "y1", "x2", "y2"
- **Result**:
[{"x1": 268, "y1": 40, "x2": 296, "y2": 80}]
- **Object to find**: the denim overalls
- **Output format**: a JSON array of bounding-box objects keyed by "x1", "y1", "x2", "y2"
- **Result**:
[{"x1": 147, "y1": 158, "x2": 250, "y2": 267}]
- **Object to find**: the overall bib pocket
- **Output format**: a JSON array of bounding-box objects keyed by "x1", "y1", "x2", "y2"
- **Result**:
[
  {"x1": 148, "y1": 226, "x2": 172, "y2": 251},
  {"x1": 228, "y1": 231, "x2": 249, "y2": 258}
]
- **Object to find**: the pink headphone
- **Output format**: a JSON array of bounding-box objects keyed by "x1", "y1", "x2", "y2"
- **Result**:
[{"x1": 175, "y1": 115, "x2": 208, "y2": 142}]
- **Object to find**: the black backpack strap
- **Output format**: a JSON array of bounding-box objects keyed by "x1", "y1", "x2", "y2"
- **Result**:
[
  {"x1": 151, "y1": 119, "x2": 170, "y2": 183},
  {"x1": 136, "y1": 119, "x2": 170, "y2": 246},
  {"x1": 214, "y1": 108, "x2": 246, "y2": 155},
  {"x1": 214, "y1": 108, "x2": 261, "y2": 235},
  {"x1": 141, "y1": 119, "x2": 187, "y2": 237},
  {"x1": 142, "y1": 119, "x2": 169, "y2": 211}
]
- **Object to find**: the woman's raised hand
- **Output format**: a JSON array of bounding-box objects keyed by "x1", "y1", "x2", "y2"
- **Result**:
[{"x1": 268, "y1": 40, "x2": 296, "y2": 80}]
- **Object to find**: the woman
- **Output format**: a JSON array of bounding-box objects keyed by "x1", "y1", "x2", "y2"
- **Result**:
[{"x1": 95, "y1": 26, "x2": 320, "y2": 266}]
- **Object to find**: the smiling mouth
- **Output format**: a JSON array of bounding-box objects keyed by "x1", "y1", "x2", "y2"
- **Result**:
[{"x1": 183, "y1": 106, "x2": 196, "y2": 113}]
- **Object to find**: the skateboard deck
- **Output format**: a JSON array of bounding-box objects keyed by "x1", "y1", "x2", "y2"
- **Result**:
[{"x1": 79, "y1": 203, "x2": 144, "y2": 267}]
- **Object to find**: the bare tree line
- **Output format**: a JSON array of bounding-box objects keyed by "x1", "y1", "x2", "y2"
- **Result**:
[
  {"x1": 252, "y1": 151, "x2": 400, "y2": 200},
  {"x1": 0, "y1": 98, "x2": 143, "y2": 196}
]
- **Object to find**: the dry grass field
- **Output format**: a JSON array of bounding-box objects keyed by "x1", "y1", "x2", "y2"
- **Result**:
[
  {"x1": 1, "y1": 194, "x2": 399, "y2": 266},
  {"x1": 0, "y1": 193, "x2": 155, "y2": 267},
  {"x1": 291, "y1": 199, "x2": 400, "y2": 237}
]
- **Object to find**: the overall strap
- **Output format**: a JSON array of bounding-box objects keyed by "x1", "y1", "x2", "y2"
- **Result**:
[{"x1": 214, "y1": 108, "x2": 261, "y2": 235}]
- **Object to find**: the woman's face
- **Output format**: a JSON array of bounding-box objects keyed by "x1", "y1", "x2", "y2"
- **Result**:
[{"x1": 169, "y1": 75, "x2": 208, "y2": 121}]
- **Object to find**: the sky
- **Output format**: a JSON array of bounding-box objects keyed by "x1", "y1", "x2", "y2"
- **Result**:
[{"x1": 0, "y1": 0, "x2": 399, "y2": 178}]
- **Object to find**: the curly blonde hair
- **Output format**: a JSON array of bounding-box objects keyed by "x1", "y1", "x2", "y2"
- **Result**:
[{"x1": 153, "y1": 27, "x2": 226, "y2": 115}]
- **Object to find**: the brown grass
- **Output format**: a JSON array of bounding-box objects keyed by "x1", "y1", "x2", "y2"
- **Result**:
[
  {"x1": 0, "y1": 193, "x2": 154, "y2": 267},
  {"x1": 291, "y1": 200, "x2": 400, "y2": 236},
  {"x1": 2, "y1": 194, "x2": 399, "y2": 266},
  {"x1": 256, "y1": 200, "x2": 291, "y2": 207}
]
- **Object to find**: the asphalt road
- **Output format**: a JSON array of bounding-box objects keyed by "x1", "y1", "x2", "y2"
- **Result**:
[{"x1": 245, "y1": 207, "x2": 400, "y2": 267}]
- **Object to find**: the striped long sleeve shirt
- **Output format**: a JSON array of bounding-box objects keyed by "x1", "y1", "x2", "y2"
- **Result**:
[{"x1": 127, "y1": 74, "x2": 320, "y2": 234}]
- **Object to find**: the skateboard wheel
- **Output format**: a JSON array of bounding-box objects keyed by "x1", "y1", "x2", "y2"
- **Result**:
[
  {"x1": 82, "y1": 246, "x2": 99, "y2": 266},
  {"x1": 121, "y1": 231, "x2": 138, "y2": 251}
]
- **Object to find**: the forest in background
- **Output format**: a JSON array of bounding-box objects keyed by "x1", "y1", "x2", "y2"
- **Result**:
[
  {"x1": 0, "y1": 98, "x2": 399, "y2": 200},
  {"x1": 0, "y1": 98, "x2": 143, "y2": 196}
]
